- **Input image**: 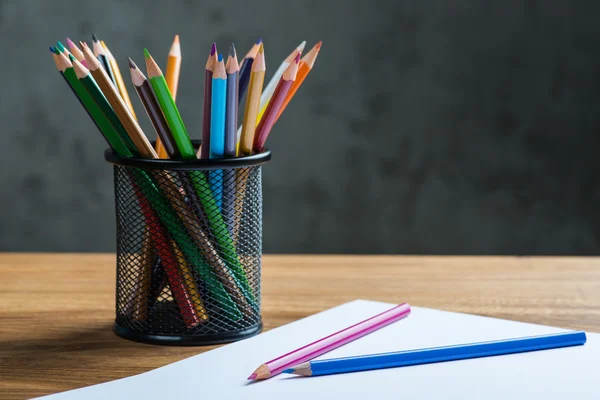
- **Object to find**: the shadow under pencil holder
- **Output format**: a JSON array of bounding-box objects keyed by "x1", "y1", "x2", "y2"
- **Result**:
[{"x1": 105, "y1": 147, "x2": 271, "y2": 346}]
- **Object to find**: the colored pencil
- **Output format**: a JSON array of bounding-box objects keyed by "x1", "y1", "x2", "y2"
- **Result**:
[
  {"x1": 51, "y1": 48, "x2": 116, "y2": 151},
  {"x1": 144, "y1": 48, "x2": 195, "y2": 159},
  {"x1": 284, "y1": 331, "x2": 588, "y2": 377},
  {"x1": 101, "y1": 39, "x2": 138, "y2": 119},
  {"x1": 210, "y1": 54, "x2": 227, "y2": 159},
  {"x1": 155, "y1": 34, "x2": 182, "y2": 159},
  {"x1": 275, "y1": 41, "x2": 322, "y2": 123},
  {"x1": 129, "y1": 58, "x2": 180, "y2": 159},
  {"x1": 253, "y1": 53, "x2": 300, "y2": 153},
  {"x1": 208, "y1": 54, "x2": 227, "y2": 210},
  {"x1": 70, "y1": 54, "x2": 137, "y2": 156},
  {"x1": 66, "y1": 38, "x2": 87, "y2": 67},
  {"x1": 257, "y1": 40, "x2": 305, "y2": 122},
  {"x1": 198, "y1": 43, "x2": 217, "y2": 159},
  {"x1": 225, "y1": 44, "x2": 239, "y2": 158},
  {"x1": 55, "y1": 40, "x2": 70, "y2": 57},
  {"x1": 238, "y1": 43, "x2": 266, "y2": 156},
  {"x1": 238, "y1": 38, "x2": 262, "y2": 105},
  {"x1": 92, "y1": 34, "x2": 117, "y2": 86},
  {"x1": 171, "y1": 240, "x2": 209, "y2": 321},
  {"x1": 248, "y1": 303, "x2": 411, "y2": 380},
  {"x1": 82, "y1": 43, "x2": 157, "y2": 158}
]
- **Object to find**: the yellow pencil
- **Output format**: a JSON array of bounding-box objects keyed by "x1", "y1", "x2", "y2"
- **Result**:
[
  {"x1": 101, "y1": 40, "x2": 138, "y2": 120},
  {"x1": 239, "y1": 43, "x2": 266, "y2": 156}
]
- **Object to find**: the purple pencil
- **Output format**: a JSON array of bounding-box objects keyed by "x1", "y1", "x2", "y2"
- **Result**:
[
  {"x1": 247, "y1": 302, "x2": 411, "y2": 380},
  {"x1": 197, "y1": 43, "x2": 217, "y2": 159}
]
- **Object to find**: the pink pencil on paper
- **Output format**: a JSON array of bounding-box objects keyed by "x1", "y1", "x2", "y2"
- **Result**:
[{"x1": 247, "y1": 302, "x2": 411, "y2": 380}]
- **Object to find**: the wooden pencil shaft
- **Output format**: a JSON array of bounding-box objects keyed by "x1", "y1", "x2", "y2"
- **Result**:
[
  {"x1": 104, "y1": 49, "x2": 138, "y2": 119},
  {"x1": 83, "y1": 46, "x2": 157, "y2": 158},
  {"x1": 225, "y1": 70, "x2": 238, "y2": 157},
  {"x1": 253, "y1": 79, "x2": 293, "y2": 153},
  {"x1": 171, "y1": 241, "x2": 208, "y2": 321},
  {"x1": 200, "y1": 68, "x2": 213, "y2": 159},
  {"x1": 98, "y1": 54, "x2": 117, "y2": 86},
  {"x1": 239, "y1": 70, "x2": 265, "y2": 155},
  {"x1": 76, "y1": 73, "x2": 136, "y2": 157},
  {"x1": 133, "y1": 80, "x2": 180, "y2": 158}
]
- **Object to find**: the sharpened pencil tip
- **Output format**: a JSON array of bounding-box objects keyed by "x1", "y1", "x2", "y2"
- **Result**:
[
  {"x1": 173, "y1": 34, "x2": 179, "y2": 43},
  {"x1": 128, "y1": 57, "x2": 137, "y2": 69},
  {"x1": 66, "y1": 38, "x2": 76, "y2": 48},
  {"x1": 256, "y1": 37, "x2": 263, "y2": 44},
  {"x1": 68, "y1": 54, "x2": 76, "y2": 62},
  {"x1": 210, "y1": 42, "x2": 217, "y2": 56},
  {"x1": 282, "y1": 369, "x2": 294, "y2": 374},
  {"x1": 316, "y1": 41, "x2": 323, "y2": 50},
  {"x1": 92, "y1": 33, "x2": 99, "y2": 42},
  {"x1": 56, "y1": 41, "x2": 66, "y2": 52},
  {"x1": 218, "y1": 53, "x2": 223, "y2": 62},
  {"x1": 143, "y1": 48, "x2": 151, "y2": 59},
  {"x1": 258, "y1": 43, "x2": 264, "y2": 54},
  {"x1": 247, "y1": 373, "x2": 257, "y2": 380},
  {"x1": 49, "y1": 46, "x2": 56, "y2": 53},
  {"x1": 229, "y1": 43, "x2": 236, "y2": 58},
  {"x1": 294, "y1": 52, "x2": 301, "y2": 63}
]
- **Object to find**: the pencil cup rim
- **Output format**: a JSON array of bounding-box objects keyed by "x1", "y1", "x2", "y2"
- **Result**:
[{"x1": 104, "y1": 146, "x2": 271, "y2": 171}]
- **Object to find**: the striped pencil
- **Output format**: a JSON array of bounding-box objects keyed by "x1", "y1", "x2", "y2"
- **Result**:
[
  {"x1": 275, "y1": 41, "x2": 322, "y2": 123},
  {"x1": 257, "y1": 40, "x2": 305, "y2": 122},
  {"x1": 253, "y1": 53, "x2": 300, "y2": 153},
  {"x1": 248, "y1": 303, "x2": 411, "y2": 380},
  {"x1": 238, "y1": 38, "x2": 262, "y2": 105},
  {"x1": 284, "y1": 331, "x2": 588, "y2": 377},
  {"x1": 198, "y1": 43, "x2": 217, "y2": 159},
  {"x1": 238, "y1": 43, "x2": 265, "y2": 156}
]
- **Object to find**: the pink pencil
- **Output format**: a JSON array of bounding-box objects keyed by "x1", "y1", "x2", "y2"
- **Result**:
[{"x1": 247, "y1": 302, "x2": 411, "y2": 380}]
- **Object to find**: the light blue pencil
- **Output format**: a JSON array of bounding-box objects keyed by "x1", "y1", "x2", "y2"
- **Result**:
[
  {"x1": 209, "y1": 54, "x2": 227, "y2": 210},
  {"x1": 283, "y1": 331, "x2": 587, "y2": 376}
]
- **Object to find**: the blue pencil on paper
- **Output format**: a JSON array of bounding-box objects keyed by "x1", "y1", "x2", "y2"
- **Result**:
[
  {"x1": 209, "y1": 53, "x2": 227, "y2": 210},
  {"x1": 283, "y1": 331, "x2": 587, "y2": 377}
]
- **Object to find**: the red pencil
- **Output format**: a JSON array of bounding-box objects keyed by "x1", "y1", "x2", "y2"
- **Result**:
[{"x1": 252, "y1": 53, "x2": 300, "y2": 153}]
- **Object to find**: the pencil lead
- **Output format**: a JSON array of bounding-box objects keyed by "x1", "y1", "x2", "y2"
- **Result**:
[
  {"x1": 56, "y1": 41, "x2": 66, "y2": 53},
  {"x1": 256, "y1": 37, "x2": 263, "y2": 44},
  {"x1": 49, "y1": 46, "x2": 56, "y2": 53},
  {"x1": 92, "y1": 33, "x2": 99, "y2": 43},
  {"x1": 294, "y1": 52, "x2": 301, "y2": 63},
  {"x1": 316, "y1": 41, "x2": 323, "y2": 50},
  {"x1": 144, "y1": 48, "x2": 151, "y2": 59},
  {"x1": 210, "y1": 42, "x2": 217, "y2": 56},
  {"x1": 68, "y1": 54, "x2": 76, "y2": 62},
  {"x1": 247, "y1": 373, "x2": 257, "y2": 380},
  {"x1": 66, "y1": 38, "x2": 76, "y2": 48},
  {"x1": 128, "y1": 57, "x2": 137, "y2": 69},
  {"x1": 282, "y1": 369, "x2": 294, "y2": 374},
  {"x1": 229, "y1": 43, "x2": 236, "y2": 58},
  {"x1": 218, "y1": 53, "x2": 223, "y2": 62}
]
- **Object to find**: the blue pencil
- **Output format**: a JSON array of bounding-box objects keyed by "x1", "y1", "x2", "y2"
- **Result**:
[
  {"x1": 283, "y1": 331, "x2": 587, "y2": 377},
  {"x1": 209, "y1": 53, "x2": 227, "y2": 210}
]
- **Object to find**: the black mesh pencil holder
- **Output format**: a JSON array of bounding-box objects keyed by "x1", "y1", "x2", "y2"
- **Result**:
[{"x1": 105, "y1": 148, "x2": 271, "y2": 346}]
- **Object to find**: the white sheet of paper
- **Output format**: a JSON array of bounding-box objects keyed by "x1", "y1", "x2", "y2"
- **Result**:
[{"x1": 38, "y1": 300, "x2": 600, "y2": 399}]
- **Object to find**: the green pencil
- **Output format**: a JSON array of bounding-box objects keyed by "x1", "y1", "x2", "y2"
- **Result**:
[
  {"x1": 70, "y1": 54, "x2": 139, "y2": 156},
  {"x1": 54, "y1": 51, "x2": 133, "y2": 157},
  {"x1": 144, "y1": 49, "x2": 196, "y2": 159}
]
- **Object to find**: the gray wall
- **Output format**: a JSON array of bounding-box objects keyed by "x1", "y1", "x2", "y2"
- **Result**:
[{"x1": 2, "y1": 0, "x2": 600, "y2": 254}]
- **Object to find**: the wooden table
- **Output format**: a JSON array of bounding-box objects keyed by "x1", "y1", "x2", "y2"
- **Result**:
[{"x1": 1, "y1": 254, "x2": 599, "y2": 399}]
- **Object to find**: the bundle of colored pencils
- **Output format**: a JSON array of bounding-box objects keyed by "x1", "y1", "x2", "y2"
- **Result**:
[{"x1": 49, "y1": 35, "x2": 322, "y2": 327}]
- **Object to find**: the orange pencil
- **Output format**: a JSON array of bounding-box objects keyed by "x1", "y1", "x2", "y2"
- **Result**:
[
  {"x1": 155, "y1": 35, "x2": 181, "y2": 158},
  {"x1": 274, "y1": 41, "x2": 322, "y2": 123}
]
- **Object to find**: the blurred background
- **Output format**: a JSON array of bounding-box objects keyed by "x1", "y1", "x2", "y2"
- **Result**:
[{"x1": 2, "y1": 0, "x2": 600, "y2": 254}]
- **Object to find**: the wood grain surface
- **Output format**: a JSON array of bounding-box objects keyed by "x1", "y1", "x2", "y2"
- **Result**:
[{"x1": 1, "y1": 254, "x2": 599, "y2": 399}]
